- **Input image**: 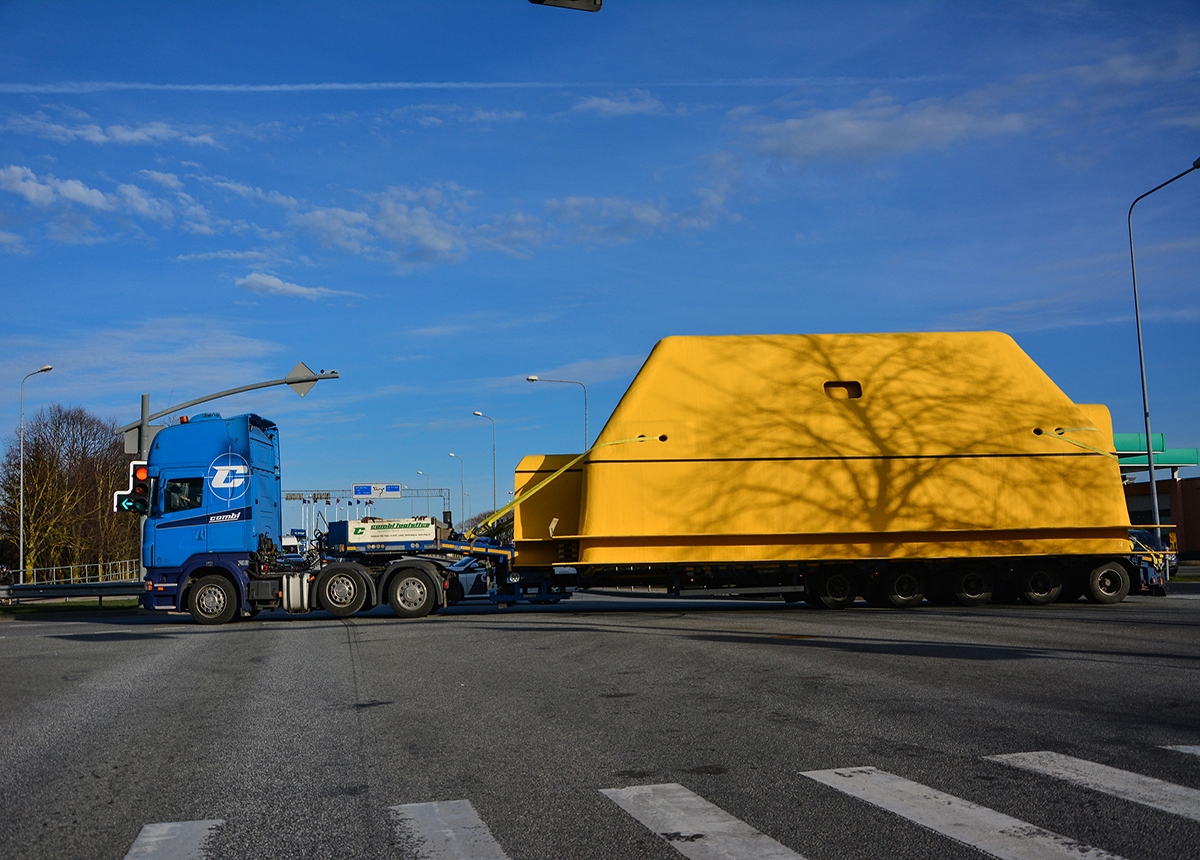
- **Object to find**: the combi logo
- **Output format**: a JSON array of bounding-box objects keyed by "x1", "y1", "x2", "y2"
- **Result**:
[{"x1": 208, "y1": 452, "x2": 251, "y2": 503}]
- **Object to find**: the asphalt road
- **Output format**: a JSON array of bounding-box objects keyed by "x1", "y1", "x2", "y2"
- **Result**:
[{"x1": 2, "y1": 589, "x2": 1199, "y2": 860}]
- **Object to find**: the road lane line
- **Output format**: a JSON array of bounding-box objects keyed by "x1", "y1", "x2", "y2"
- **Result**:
[
  {"x1": 389, "y1": 800, "x2": 511, "y2": 859},
  {"x1": 1164, "y1": 745, "x2": 1200, "y2": 758},
  {"x1": 122, "y1": 820, "x2": 224, "y2": 860},
  {"x1": 599, "y1": 782, "x2": 807, "y2": 859},
  {"x1": 987, "y1": 751, "x2": 1200, "y2": 823},
  {"x1": 802, "y1": 766, "x2": 1127, "y2": 860}
]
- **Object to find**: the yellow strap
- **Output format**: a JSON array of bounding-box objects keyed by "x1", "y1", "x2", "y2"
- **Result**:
[{"x1": 1038, "y1": 426, "x2": 1119, "y2": 461}]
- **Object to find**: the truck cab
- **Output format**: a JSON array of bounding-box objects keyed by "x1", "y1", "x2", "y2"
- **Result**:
[{"x1": 142, "y1": 413, "x2": 281, "y2": 618}]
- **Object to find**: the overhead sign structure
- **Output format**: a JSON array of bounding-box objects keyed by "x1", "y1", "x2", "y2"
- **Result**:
[{"x1": 351, "y1": 483, "x2": 405, "y2": 499}]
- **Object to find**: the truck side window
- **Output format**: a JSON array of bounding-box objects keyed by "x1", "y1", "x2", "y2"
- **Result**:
[{"x1": 165, "y1": 478, "x2": 204, "y2": 513}]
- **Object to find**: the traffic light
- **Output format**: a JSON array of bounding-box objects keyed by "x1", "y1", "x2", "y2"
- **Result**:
[{"x1": 114, "y1": 460, "x2": 153, "y2": 514}]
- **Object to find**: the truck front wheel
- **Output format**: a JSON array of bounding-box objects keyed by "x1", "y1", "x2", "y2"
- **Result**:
[
  {"x1": 387, "y1": 571, "x2": 436, "y2": 618},
  {"x1": 318, "y1": 568, "x2": 366, "y2": 617},
  {"x1": 189, "y1": 575, "x2": 238, "y2": 625}
]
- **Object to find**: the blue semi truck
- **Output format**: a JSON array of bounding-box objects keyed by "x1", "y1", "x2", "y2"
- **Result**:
[{"x1": 128, "y1": 412, "x2": 541, "y2": 624}]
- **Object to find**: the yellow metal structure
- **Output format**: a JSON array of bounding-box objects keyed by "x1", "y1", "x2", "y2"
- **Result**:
[{"x1": 514, "y1": 332, "x2": 1130, "y2": 567}]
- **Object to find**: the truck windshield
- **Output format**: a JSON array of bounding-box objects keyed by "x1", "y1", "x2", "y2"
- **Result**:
[{"x1": 164, "y1": 478, "x2": 204, "y2": 513}]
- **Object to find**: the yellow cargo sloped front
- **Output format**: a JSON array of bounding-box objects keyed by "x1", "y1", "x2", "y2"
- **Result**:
[{"x1": 515, "y1": 332, "x2": 1130, "y2": 566}]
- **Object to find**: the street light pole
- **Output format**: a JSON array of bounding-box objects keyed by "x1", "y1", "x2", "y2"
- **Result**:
[
  {"x1": 526, "y1": 375, "x2": 589, "y2": 449},
  {"x1": 19, "y1": 364, "x2": 53, "y2": 583},
  {"x1": 447, "y1": 453, "x2": 466, "y2": 528},
  {"x1": 1128, "y1": 155, "x2": 1200, "y2": 542},
  {"x1": 416, "y1": 471, "x2": 430, "y2": 516},
  {"x1": 473, "y1": 411, "x2": 497, "y2": 512}
]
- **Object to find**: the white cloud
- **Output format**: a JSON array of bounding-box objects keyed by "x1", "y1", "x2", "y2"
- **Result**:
[
  {"x1": 0, "y1": 230, "x2": 26, "y2": 252},
  {"x1": 116, "y1": 184, "x2": 172, "y2": 221},
  {"x1": 176, "y1": 249, "x2": 270, "y2": 261},
  {"x1": 293, "y1": 207, "x2": 372, "y2": 253},
  {"x1": 4, "y1": 113, "x2": 216, "y2": 145},
  {"x1": 236, "y1": 272, "x2": 358, "y2": 301},
  {"x1": 139, "y1": 170, "x2": 183, "y2": 190},
  {"x1": 545, "y1": 189, "x2": 729, "y2": 242},
  {"x1": 0, "y1": 165, "x2": 55, "y2": 205},
  {"x1": 373, "y1": 187, "x2": 468, "y2": 263},
  {"x1": 572, "y1": 90, "x2": 665, "y2": 117},
  {"x1": 751, "y1": 92, "x2": 1026, "y2": 163}
]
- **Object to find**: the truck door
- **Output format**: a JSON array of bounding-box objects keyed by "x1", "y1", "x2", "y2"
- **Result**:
[{"x1": 152, "y1": 474, "x2": 207, "y2": 568}]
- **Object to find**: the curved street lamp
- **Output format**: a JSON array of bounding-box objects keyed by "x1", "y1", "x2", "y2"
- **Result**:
[
  {"x1": 526, "y1": 375, "x2": 589, "y2": 449},
  {"x1": 1128, "y1": 155, "x2": 1200, "y2": 541},
  {"x1": 473, "y1": 411, "x2": 497, "y2": 513},
  {"x1": 416, "y1": 470, "x2": 430, "y2": 516},
  {"x1": 19, "y1": 364, "x2": 53, "y2": 582}
]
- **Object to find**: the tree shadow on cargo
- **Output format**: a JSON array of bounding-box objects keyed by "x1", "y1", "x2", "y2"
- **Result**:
[{"x1": 585, "y1": 333, "x2": 1122, "y2": 560}]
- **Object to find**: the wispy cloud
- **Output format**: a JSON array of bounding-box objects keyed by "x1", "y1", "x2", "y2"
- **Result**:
[
  {"x1": 236, "y1": 272, "x2": 359, "y2": 301},
  {"x1": 5, "y1": 112, "x2": 216, "y2": 145},
  {"x1": 750, "y1": 92, "x2": 1026, "y2": 163},
  {"x1": 572, "y1": 89, "x2": 665, "y2": 117}
]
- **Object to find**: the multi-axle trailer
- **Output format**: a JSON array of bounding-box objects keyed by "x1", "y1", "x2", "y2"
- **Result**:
[{"x1": 124, "y1": 331, "x2": 1169, "y2": 625}]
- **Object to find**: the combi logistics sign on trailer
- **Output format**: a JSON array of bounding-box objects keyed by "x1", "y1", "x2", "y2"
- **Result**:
[{"x1": 326, "y1": 517, "x2": 439, "y2": 550}]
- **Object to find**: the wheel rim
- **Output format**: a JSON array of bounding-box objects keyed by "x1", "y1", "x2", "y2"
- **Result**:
[
  {"x1": 893, "y1": 574, "x2": 919, "y2": 600},
  {"x1": 961, "y1": 572, "x2": 986, "y2": 599},
  {"x1": 1096, "y1": 570, "x2": 1120, "y2": 597},
  {"x1": 826, "y1": 575, "x2": 852, "y2": 602},
  {"x1": 1026, "y1": 571, "x2": 1054, "y2": 598},
  {"x1": 196, "y1": 584, "x2": 226, "y2": 616},
  {"x1": 396, "y1": 576, "x2": 427, "y2": 610},
  {"x1": 327, "y1": 573, "x2": 358, "y2": 607}
]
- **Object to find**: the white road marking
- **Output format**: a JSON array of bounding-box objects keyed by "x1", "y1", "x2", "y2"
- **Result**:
[
  {"x1": 122, "y1": 820, "x2": 224, "y2": 860},
  {"x1": 389, "y1": 799, "x2": 511, "y2": 860},
  {"x1": 1163, "y1": 745, "x2": 1200, "y2": 758},
  {"x1": 988, "y1": 751, "x2": 1200, "y2": 823},
  {"x1": 600, "y1": 782, "x2": 807, "y2": 859},
  {"x1": 802, "y1": 766, "x2": 1127, "y2": 860}
]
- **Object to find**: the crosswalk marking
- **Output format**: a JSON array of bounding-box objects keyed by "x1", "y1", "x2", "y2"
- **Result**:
[
  {"x1": 987, "y1": 751, "x2": 1200, "y2": 824},
  {"x1": 802, "y1": 766, "x2": 1127, "y2": 860},
  {"x1": 122, "y1": 820, "x2": 224, "y2": 860},
  {"x1": 1164, "y1": 745, "x2": 1200, "y2": 758},
  {"x1": 389, "y1": 799, "x2": 511, "y2": 860},
  {"x1": 600, "y1": 782, "x2": 807, "y2": 860}
]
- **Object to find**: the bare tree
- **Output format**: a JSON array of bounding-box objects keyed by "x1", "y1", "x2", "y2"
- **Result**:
[{"x1": 0, "y1": 405, "x2": 138, "y2": 576}]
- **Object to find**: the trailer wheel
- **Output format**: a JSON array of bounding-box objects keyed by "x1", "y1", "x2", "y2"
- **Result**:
[
  {"x1": 1018, "y1": 567, "x2": 1061, "y2": 605},
  {"x1": 881, "y1": 569, "x2": 925, "y2": 608},
  {"x1": 1085, "y1": 562, "x2": 1129, "y2": 605},
  {"x1": 387, "y1": 570, "x2": 436, "y2": 618},
  {"x1": 188, "y1": 575, "x2": 238, "y2": 625},
  {"x1": 805, "y1": 571, "x2": 857, "y2": 609},
  {"x1": 318, "y1": 568, "x2": 366, "y2": 617},
  {"x1": 951, "y1": 567, "x2": 993, "y2": 607}
]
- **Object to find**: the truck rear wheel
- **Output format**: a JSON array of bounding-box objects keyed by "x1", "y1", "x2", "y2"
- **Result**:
[
  {"x1": 189, "y1": 574, "x2": 238, "y2": 625},
  {"x1": 1019, "y1": 567, "x2": 1061, "y2": 605},
  {"x1": 1085, "y1": 562, "x2": 1129, "y2": 604},
  {"x1": 881, "y1": 568, "x2": 925, "y2": 608},
  {"x1": 805, "y1": 571, "x2": 857, "y2": 609},
  {"x1": 318, "y1": 567, "x2": 366, "y2": 617},
  {"x1": 387, "y1": 570, "x2": 436, "y2": 618},
  {"x1": 951, "y1": 567, "x2": 993, "y2": 607}
]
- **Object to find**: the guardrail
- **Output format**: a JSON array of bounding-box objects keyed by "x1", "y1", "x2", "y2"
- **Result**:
[{"x1": 6, "y1": 559, "x2": 140, "y2": 586}]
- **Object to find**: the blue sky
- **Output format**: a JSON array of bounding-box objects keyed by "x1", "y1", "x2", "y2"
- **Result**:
[{"x1": 1, "y1": 1, "x2": 1198, "y2": 525}]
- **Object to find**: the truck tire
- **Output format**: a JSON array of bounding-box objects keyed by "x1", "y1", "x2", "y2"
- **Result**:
[
  {"x1": 1018, "y1": 567, "x2": 1061, "y2": 605},
  {"x1": 318, "y1": 567, "x2": 367, "y2": 617},
  {"x1": 881, "y1": 568, "x2": 925, "y2": 608},
  {"x1": 805, "y1": 571, "x2": 856, "y2": 609},
  {"x1": 188, "y1": 574, "x2": 238, "y2": 625},
  {"x1": 951, "y1": 567, "x2": 993, "y2": 607},
  {"x1": 1085, "y1": 562, "x2": 1129, "y2": 605},
  {"x1": 387, "y1": 570, "x2": 436, "y2": 618}
]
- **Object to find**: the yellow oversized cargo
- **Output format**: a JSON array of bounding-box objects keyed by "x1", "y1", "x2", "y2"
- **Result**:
[{"x1": 513, "y1": 332, "x2": 1135, "y2": 608}]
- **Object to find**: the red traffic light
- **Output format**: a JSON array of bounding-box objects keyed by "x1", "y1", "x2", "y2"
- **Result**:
[{"x1": 134, "y1": 465, "x2": 149, "y2": 481}]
